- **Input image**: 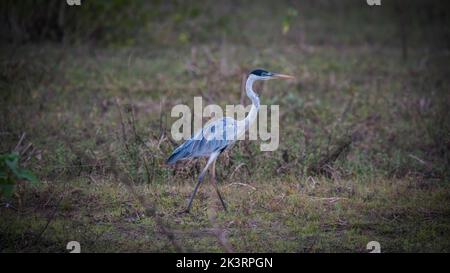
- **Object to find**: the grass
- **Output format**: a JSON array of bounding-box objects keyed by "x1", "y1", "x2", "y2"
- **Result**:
[{"x1": 1, "y1": 0, "x2": 450, "y2": 252}]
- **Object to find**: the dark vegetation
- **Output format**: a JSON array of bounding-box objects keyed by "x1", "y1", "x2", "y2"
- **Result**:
[{"x1": 1, "y1": 0, "x2": 449, "y2": 252}]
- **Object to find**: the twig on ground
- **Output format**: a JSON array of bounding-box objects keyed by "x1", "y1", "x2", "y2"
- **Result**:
[
  {"x1": 225, "y1": 182, "x2": 256, "y2": 191},
  {"x1": 408, "y1": 154, "x2": 427, "y2": 165},
  {"x1": 307, "y1": 196, "x2": 348, "y2": 204},
  {"x1": 229, "y1": 163, "x2": 251, "y2": 179},
  {"x1": 14, "y1": 132, "x2": 26, "y2": 152},
  {"x1": 306, "y1": 176, "x2": 318, "y2": 189},
  {"x1": 307, "y1": 135, "x2": 352, "y2": 177}
]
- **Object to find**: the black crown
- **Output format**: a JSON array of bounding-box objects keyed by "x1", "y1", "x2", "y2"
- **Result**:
[{"x1": 249, "y1": 69, "x2": 273, "y2": 77}]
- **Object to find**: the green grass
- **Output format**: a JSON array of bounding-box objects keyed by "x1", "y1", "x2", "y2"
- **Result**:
[{"x1": 1, "y1": 0, "x2": 449, "y2": 252}]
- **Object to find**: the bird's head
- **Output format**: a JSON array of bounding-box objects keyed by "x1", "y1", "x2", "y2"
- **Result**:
[{"x1": 248, "y1": 69, "x2": 295, "y2": 81}]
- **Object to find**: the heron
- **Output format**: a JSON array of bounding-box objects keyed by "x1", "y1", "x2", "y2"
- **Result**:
[{"x1": 167, "y1": 69, "x2": 294, "y2": 213}]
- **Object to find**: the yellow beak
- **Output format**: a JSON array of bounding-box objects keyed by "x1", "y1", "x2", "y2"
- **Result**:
[{"x1": 273, "y1": 73, "x2": 295, "y2": 80}]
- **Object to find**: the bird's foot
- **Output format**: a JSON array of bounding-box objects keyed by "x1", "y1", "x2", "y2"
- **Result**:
[
  {"x1": 176, "y1": 208, "x2": 190, "y2": 215},
  {"x1": 217, "y1": 195, "x2": 228, "y2": 212},
  {"x1": 221, "y1": 203, "x2": 228, "y2": 212}
]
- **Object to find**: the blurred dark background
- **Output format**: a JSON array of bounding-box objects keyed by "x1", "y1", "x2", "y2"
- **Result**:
[
  {"x1": 1, "y1": 0, "x2": 449, "y2": 51},
  {"x1": 1, "y1": 0, "x2": 450, "y2": 252}
]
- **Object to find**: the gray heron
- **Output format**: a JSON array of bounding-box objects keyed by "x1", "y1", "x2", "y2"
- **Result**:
[{"x1": 167, "y1": 69, "x2": 294, "y2": 213}]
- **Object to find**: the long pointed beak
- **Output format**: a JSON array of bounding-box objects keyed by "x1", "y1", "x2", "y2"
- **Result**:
[{"x1": 273, "y1": 73, "x2": 295, "y2": 80}]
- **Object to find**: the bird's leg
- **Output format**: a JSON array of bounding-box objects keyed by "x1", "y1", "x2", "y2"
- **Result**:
[
  {"x1": 211, "y1": 158, "x2": 227, "y2": 211},
  {"x1": 184, "y1": 170, "x2": 206, "y2": 213},
  {"x1": 183, "y1": 154, "x2": 217, "y2": 213}
]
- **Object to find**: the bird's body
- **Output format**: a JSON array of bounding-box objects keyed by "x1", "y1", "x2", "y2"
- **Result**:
[
  {"x1": 166, "y1": 117, "x2": 237, "y2": 164},
  {"x1": 167, "y1": 69, "x2": 294, "y2": 213}
]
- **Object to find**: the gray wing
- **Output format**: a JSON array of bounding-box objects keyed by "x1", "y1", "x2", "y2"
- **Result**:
[{"x1": 166, "y1": 117, "x2": 237, "y2": 164}]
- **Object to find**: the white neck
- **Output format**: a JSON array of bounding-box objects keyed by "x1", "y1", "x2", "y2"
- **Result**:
[{"x1": 239, "y1": 75, "x2": 260, "y2": 132}]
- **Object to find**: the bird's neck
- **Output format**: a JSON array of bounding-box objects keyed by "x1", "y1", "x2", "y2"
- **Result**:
[{"x1": 242, "y1": 76, "x2": 260, "y2": 130}]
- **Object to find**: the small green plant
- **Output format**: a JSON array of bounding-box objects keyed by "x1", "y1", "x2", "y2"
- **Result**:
[
  {"x1": 282, "y1": 7, "x2": 298, "y2": 34},
  {"x1": 0, "y1": 152, "x2": 38, "y2": 199}
]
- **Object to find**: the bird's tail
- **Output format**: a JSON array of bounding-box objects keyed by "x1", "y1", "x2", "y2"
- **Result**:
[
  {"x1": 166, "y1": 149, "x2": 186, "y2": 165},
  {"x1": 166, "y1": 139, "x2": 197, "y2": 165}
]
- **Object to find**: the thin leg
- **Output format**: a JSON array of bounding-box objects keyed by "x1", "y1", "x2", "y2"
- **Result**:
[
  {"x1": 211, "y1": 158, "x2": 227, "y2": 211},
  {"x1": 184, "y1": 171, "x2": 205, "y2": 213},
  {"x1": 184, "y1": 153, "x2": 219, "y2": 213}
]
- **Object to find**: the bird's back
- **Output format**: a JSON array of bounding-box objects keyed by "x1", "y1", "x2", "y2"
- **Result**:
[{"x1": 166, "y1": 117, "x2": 237, "y2": 164}]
